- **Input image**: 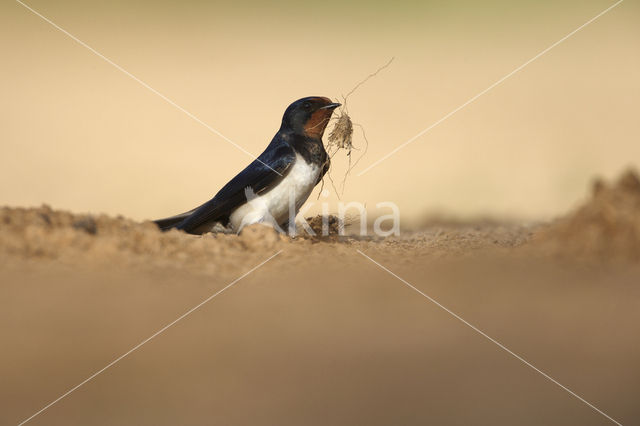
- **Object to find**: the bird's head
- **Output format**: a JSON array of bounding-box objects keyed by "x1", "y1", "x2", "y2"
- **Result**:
[{"x1": 280, "y1": 96, "x2": 341, "y2": 139}]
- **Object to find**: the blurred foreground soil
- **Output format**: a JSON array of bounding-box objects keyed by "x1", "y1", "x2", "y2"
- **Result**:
[{"x1": 1, "y1": 171, "x2": 640, "y2": 425}]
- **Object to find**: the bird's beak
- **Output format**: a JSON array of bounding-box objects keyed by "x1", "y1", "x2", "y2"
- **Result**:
[{"x1": 320, "y1": 102, "x2": 341, "y2": 110}]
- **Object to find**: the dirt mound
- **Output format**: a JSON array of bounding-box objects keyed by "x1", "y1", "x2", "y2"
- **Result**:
[
  {"x1": 7, "y1": 169, "x2": 639, "y2": 271},
  {"x1": 534, "y1": 169, "x2": 640, "y2": 261},
  {"x1": 0, "y1": 205, "x2": 286, "y2": 271}
]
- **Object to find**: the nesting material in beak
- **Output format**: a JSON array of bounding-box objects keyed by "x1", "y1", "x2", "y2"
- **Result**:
[{"x1": 327, "y1": 111, "x2": 353, "y2": 152}]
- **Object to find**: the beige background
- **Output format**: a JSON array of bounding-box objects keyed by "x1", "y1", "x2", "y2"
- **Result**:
[{"x1": 2, "y1": 0, "x2": 639, "y2": 225}]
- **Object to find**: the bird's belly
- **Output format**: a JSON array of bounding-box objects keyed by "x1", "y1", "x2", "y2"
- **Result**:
[{"x1": 229, "y1": 154, "x2": 320, "y2": 232}]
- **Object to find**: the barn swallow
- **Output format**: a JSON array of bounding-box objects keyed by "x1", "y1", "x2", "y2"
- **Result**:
[{"x1": 154, "y1": 96, "x2": 340, "y2": 234}]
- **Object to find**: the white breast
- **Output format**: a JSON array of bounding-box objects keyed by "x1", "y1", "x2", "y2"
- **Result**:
[{"x1": 229, "y1": 153, "x2": 320, "y2": 232}]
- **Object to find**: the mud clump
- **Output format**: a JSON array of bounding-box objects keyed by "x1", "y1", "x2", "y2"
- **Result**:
[
  {"x1": 303, "y1": 215, "x2": 343, "y2": 237},
  {"x1": 534, "y1": 169, "x2": 640, "y2": 261}
]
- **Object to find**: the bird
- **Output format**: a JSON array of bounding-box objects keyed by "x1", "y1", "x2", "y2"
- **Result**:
[{"x1": 154, "y1": 96, "x2": 341, "y2": 235}]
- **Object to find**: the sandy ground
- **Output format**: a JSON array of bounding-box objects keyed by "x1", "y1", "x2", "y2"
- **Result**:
[{"x1": 1, "y1": 171, "x2": 640, "y2": 425}]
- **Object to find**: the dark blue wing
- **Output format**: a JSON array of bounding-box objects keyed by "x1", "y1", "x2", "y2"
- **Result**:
[{"x1": 167, "y1": 138, "x2": 296, "y2": 234}]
